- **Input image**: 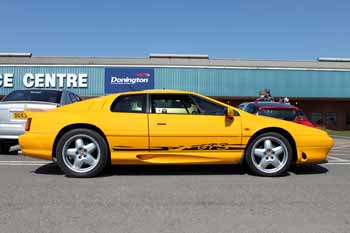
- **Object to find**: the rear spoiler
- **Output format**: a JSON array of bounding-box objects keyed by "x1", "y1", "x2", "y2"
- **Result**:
[{"x1": 0, "y1": 100, "x2": 59, "y2": 105}]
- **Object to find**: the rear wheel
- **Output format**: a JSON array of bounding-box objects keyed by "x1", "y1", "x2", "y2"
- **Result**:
[
  {"x1": 56, "y1": 129, "x2": 109, "y2": 178},
  {"x1": 245, "y1": 132, "x2": 293, "y2": 177}
]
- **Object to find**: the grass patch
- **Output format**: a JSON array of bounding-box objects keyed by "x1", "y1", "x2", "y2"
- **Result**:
[{"x1": 326, "y1": 130, "x2": 350, "y2": 138}]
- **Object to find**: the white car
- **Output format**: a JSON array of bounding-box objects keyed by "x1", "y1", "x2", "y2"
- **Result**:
[{"x1": 0, "y1": 89, "x2": 81, "y2": 154}]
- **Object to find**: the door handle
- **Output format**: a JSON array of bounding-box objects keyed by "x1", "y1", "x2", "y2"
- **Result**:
[{"x1": 156, "y1": 122, "x2": 167, "y2": 126}]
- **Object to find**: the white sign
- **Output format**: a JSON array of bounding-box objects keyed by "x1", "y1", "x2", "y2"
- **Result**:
[
  {"x1": 0, "y1": 73, "x2": 14, "y2": 88},
  {"x1": 0, "y1": 73, "x2": 88, "y2": 88},
  {"x1": 110, "y1": 77, "x2": 149, "y2": 85}
]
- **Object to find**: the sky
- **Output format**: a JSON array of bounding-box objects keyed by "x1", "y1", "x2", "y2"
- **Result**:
[{"x1": 0, "y1": 0, "x2": 349, "y2": 60}]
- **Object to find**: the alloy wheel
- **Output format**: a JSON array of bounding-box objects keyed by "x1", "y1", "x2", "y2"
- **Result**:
[
  {"x1": 62, "y1": 134, "x2": 101, "y2": 173},
  {"x1": 250, "y1": 136, "x2": 289, "y2": 174}
]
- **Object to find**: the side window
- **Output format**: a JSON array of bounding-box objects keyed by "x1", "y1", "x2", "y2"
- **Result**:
[
  {"x1": 69, "y1": 93, "x2": 79, "y2": 103},
  {"x1": 190, "y1": 95, "x2": 226, "y2": 116},
  {"x1": 151, "y1": 94, "x2": 199, "y2": 114},
  {"x1": 111, "y1": 94, "x2": 147, "y2": 113},
  {"x1": 75, "y1": 94, "x2": 82, "y2": 102}
]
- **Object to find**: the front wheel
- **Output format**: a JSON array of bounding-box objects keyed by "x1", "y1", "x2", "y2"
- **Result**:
[
  {"x1": 245, "y1": 132, "x2": 293, "y2": 177},
  {"x1": 56, "y1": 129, "x2": 109, "y2": 178}
]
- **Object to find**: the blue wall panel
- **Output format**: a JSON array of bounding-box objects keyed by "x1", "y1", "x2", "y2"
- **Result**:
[
  {"x1": 0, "y1": 66, "x2": 104, "y2": 96},
  {"x1": 155, "y1": 67, "x2": 350, "y2": 98},
  {"x1": 1, "y1": 66, "x2": 350, "y2": 98}
]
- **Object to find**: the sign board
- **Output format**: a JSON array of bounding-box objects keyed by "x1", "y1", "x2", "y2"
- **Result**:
[
  {"x1": 0, "y1": 73, "x2": 88, "y2": 88},
  {"x1": 104, "y1": 68, "x2": 154, "y2": 94}
]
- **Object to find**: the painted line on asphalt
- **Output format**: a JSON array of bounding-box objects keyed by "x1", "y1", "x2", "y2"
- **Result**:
[
  {"x1": 329, "y1": 153, "x2": 350, "y2": 156},
  {"x1": 0, "y1": 161, "x2": 51, "y2": 166},
  {"x1": 328, "y1": 156, "x2": 350, "y2": 162},
  {"x1": 0, "y1": 164, "x2": 48, "y2": 166},
  {"x1": 331, "y1": 146, "x2": 350, "y2": 148},
  {"x1": 0, "y1": 160, "x2": 49, "y2": 163},
  {"x1": 325, "y1": 163, "x2": 350, "y2": 165}
]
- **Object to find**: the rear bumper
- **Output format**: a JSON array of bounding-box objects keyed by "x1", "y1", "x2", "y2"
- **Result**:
[
  {"x1": 19, "y1": 132, "x2": 55, "y2": 161},
  {"x1": 0, "y1": 123, "x2": 25, "y2": 139}
]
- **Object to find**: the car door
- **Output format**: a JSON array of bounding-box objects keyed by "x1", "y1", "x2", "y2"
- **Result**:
[
  {"x1": 148, "y1": 94, "x2": 242, "y2": 163},
  {"x1": 105, "y1": 94, "x2": 149, "y2": 155}
]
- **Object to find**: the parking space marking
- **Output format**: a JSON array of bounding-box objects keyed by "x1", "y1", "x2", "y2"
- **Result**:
[
  {"x1": 0, "y1": 161, "x2": 50, "y2": 166},
  {"x1": 325, "y1": 163, "x2": 350, "y2": 165},
  {"x1": 327, "y1": 156, "x2": 350, "y2": 162},
  {"x1": 329, "y1": 154, "x2": 350, "y2": 157}
]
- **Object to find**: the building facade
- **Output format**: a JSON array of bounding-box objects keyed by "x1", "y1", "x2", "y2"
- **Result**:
[{"x1": 1, "y1": 55, "x2": 350, "y2": 130}]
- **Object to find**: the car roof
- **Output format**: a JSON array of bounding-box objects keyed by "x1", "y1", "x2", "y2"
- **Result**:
[
  {"x1": 106, "y1": 89, "x2": 194, "y2": 97},
  {"x1": 246, "y1": 101, "x2": 299, "y2": 109},
  {"x1": 8, "y1": 89, "x2": 65, "y2": 93},
  {"x1": 133, "y1": 89, "x2": 191, "y2": 94}
]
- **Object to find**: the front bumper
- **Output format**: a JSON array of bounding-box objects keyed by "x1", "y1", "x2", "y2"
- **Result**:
[{"x1": 295, "y1": 134, "x2": 334, "y2": 164}]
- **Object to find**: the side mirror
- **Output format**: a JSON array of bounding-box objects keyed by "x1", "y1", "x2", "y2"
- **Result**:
[{"x1": 225, "y1": 108, "x2": 234, "y2": 119}]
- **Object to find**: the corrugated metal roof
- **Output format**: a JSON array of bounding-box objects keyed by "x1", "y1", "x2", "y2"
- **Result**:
[{"x1": 1, "y1": 56, "x2": 350, "y2": 70}]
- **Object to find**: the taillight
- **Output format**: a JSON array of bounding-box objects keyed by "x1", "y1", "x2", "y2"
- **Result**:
[{"x1": 25, "y1": 118, "x2": 32, "y2": 131}]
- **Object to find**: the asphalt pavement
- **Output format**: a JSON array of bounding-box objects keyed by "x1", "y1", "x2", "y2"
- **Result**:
[{"x1": 0, "y1": 138, "x2": 349, "y2": 233}]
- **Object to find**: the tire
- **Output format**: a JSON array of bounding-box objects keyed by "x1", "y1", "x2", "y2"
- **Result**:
[
  {"x1": 0, "y1": 141, "x2": 18, "y2": 155},
  {"x1": 56, "y1": 128, "x2": 109, "y2": 178},
  {"x1": 0, "y1": 142, "x2": 4, "y2": 154},
  {"x1": 245, "y1": 132, "x2": 293, "y2": 177}
]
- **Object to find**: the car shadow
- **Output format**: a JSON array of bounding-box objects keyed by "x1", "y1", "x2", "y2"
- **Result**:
[
  {"x1": 34, "y1": 163, "x2": 246, "y2": 177},
  {"x1": 33, "y1": 163, "x2": 328, "y2": 177},
  {"x1": 33, "y1": 163, "x2": 64, "y2": 175},
  {"x1": 289, "y1": 164, "x2": 329, "y2": 175},
  {"x1": 108, "y1": 164, "x2": 246, "y2": 176}
]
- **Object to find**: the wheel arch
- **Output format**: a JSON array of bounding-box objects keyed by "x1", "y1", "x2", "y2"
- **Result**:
[
  {"x1": 245, "y1": 127, "x2": 298, "y2": 163},
  {"x1": 52, "y1": 123, "x2": 110, "y2": 161}
]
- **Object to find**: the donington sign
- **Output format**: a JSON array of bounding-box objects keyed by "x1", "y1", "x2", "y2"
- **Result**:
[
  {"x1": 104, "y1": 68, "x2": 154, "y2": 93},
  {"x1": 0, "y1": 73, "x2": 88, "y2": 88}
]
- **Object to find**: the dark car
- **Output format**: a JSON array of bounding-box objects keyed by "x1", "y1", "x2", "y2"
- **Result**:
[{"x1": 239, "y1": 101, "x2": 313, "y2": 127}]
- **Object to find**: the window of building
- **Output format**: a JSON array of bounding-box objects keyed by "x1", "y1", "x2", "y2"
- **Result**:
[
  {"x1": 325, "y1": 112, "x2": 337, "y2": 126},
  {"x1": 111, "y1": 94, "x2": 146, "y2": 113},
  {"x1": 346, "y1": 113, "x2": 350, "y2": 126},
  {"x1": 310, "y1": 113, "x2": 323, "y2": 125}
]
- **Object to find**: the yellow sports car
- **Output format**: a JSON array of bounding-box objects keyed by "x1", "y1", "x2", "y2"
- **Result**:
[{"x1": 19, "y1": 90, "x2": 333, "y2": 177}]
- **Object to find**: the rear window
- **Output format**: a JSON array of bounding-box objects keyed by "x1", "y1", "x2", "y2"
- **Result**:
[
  {"x1": 2, "y1": 90, "x2": 62, "y2": 104},
  {"x1": 245, "y1": 104, "x2": 259, "y2": 114},
  {"x1": 297, "y1": 109, "x2": 305, "y2": 117},
  {"x1": 258, "y1": 109, "x2": 297, "y2": 121}
]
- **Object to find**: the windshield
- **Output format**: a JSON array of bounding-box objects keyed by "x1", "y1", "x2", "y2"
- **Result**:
[
  {"x1": 2, "y1": 90, "x2": 62, "y2": 104},
  {"x1": 258, "y1": 109, "x2": 297, "y2": 121}
]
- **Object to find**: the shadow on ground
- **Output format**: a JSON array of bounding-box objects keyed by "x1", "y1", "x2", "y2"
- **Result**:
[
  {"x1": 34, "y1": 163, "x2": 64, "y2": 175},
  {"x1": 34, "y1": 163, "x2": 328, "y2": 177},
  {"x1": 289, "y1": 164, "x2": 328, "y2": 175}
]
